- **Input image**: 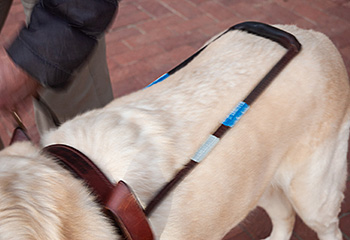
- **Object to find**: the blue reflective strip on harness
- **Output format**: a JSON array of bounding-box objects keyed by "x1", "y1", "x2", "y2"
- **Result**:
[
  {"x1": 145, "y1": 73, "x2": 170, "y2": 88},
  {"x1": 222, "y1": 101, "x2": 250, "y2": 127}
]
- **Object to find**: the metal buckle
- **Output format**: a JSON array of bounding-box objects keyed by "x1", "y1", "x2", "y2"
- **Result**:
[{"x1": 11, "y1": 111, "x2": 26, "y2": 131}]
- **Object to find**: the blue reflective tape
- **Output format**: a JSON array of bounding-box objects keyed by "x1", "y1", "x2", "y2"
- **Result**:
[
  {"x1": 222, "y1": 101, "x2": 250, "y2": 127},
  {"x1": 145, "y1": 73, "x2": 170, "y2": 88}
]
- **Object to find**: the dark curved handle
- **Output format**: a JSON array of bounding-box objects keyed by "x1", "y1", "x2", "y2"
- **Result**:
[{"x1": 230, "y1": 21, "x2": 302, "y2": 52}]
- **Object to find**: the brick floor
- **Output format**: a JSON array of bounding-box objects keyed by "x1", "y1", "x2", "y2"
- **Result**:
[{"x1": 1, "y1": 0, "x2": 350, "y2": 239}]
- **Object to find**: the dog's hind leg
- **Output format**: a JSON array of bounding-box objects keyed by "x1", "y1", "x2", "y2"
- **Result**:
[
  {"x1": 285, "y1": 126, "x2": 349, "y2": 240},
  {"x1": 287, "y1": 173, "x2": 344, "y2": 240},
  {"x1": 258, "y1": 185, "x2": 296, "y2": 240}
]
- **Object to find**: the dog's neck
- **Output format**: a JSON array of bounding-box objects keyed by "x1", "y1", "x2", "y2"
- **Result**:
[{"x1": 0, "y1": 142, "x2": 118, "y2": 240}]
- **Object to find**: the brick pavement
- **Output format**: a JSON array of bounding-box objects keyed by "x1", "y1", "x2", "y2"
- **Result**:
[{"x1": 1, "y1": 0, "x2": 350, "y2": 239}]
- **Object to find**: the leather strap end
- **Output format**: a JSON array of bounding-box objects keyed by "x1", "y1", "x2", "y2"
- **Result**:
[{"x1": 105, "y1": 181, "x2": 154, "y2": 240}]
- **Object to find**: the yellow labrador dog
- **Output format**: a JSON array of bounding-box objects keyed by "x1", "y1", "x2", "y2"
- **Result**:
[{"x1": 0, "y1": 24, "x2": 349, "y2": 240}]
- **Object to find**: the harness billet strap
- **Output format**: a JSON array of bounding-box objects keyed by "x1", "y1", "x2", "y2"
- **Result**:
[{"x1": 144, "y1": 21, "x2": 302, "y2": 216}]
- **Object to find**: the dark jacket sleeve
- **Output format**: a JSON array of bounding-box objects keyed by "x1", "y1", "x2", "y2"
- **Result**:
[{"x1": 6, "y1": 0, "x2": 119, "y2": 89}]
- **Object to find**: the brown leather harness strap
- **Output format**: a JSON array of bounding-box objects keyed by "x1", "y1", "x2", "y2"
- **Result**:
[
  {"x1": 144, "y1": 160, "x2": 197, "y2": 216},
  {"x1": 44, "y1": 144, "x2": 114, "y2": 204},
  {"x1": 43, "y1": 144, "x2": 154, "y2": 240},
  {"x1": 106, "y1": 181, "x2": 154, "y2": 240}
]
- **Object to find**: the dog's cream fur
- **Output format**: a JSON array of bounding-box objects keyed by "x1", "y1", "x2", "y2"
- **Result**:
[{"x1": 0, "y1": 25, "x2": 349, "y2": 240}]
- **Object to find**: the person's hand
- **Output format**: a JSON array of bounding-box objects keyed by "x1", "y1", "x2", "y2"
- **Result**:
[{"x1": 0, "y1": 44, "x2": 40, "y2": 112}]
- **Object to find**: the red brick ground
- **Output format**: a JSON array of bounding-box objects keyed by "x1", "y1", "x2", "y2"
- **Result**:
[{"x1": 1, "y1": 1, "x2": 350, "y2": 239}]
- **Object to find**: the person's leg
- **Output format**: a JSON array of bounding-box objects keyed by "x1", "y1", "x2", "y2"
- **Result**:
[
  {"x1": 34, "y1": 38, "x2": 113, "y2": 134},
  {"x1": 21, "y1": 0, "x2": 36, "y2": 23},
  {"x1": 21, "y1": 0, "x2": 114, "y2": 135},
  {"x1": 0, "y1": 0, "x2": 13, "y2": 33}
]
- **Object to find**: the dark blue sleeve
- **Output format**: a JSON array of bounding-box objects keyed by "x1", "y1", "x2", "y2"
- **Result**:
[{"x1": 6, "y1": 0, "x2": 119, "y2": 89}]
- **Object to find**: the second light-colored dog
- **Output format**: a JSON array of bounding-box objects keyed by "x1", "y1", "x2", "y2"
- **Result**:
[{"x1": 0, "y1": 25, "x2": 349, "y2": 240}]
